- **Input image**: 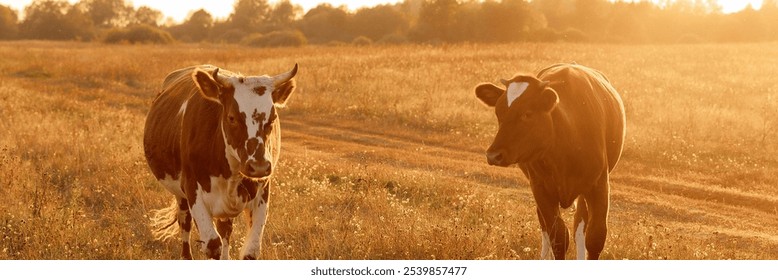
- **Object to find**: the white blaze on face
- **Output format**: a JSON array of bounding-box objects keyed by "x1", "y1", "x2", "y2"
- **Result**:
[
  {"x1": 506, "y1": 82, "x2": 529, "y2": 107},
  {"x1": 230, "y1": 76, "x2": 275, "y2": 162},
  {"x1": 575, "y1": 220, "x2": 587, "y2": 260}
]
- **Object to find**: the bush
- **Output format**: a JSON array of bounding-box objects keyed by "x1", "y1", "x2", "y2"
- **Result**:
[
  {"x1": 561, "y1": 28, "x2": 588, "y2": 42},
  {"x1": 241, "y1": 33, "x2": 265, "y2": 46},
  {"x1": 530, "y1": 27, "x2": 561, "y2": 42},
  {"x1": 377, "y1": 33, "x2": 408, "y2": 45},
  {"x1": 325, "y1": 40, "x2": 348, "y2": 46},
  {"x1": 215, "y1": 29, "x2": 247, "y2": 44},
  {"x1": 242, "y1": 30, "x2": 307, "y2": 48},
  {"x1": 103, "y1": 24, "x2": 174, "y2": 44},
  {"x1": 351, "y1": 36, "x2": 373, "y2": 46}
]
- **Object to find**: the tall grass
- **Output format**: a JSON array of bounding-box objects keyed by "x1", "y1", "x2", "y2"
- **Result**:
[{"x1": 1, "y1": 41, "x2": 776, "y2": 259}]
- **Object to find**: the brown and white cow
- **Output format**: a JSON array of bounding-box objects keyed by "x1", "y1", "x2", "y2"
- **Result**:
[
  {"x1": 144, "y1": 64, "x2": 297, "y2": 259},
  {"x1": 475, "y1": 63, "x2": 625, "y2": 260}
]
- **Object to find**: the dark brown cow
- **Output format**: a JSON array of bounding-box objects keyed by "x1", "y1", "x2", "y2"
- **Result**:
[
  {"x1": 144, "y1": 64, "x2": 297, "y2": 259},
  {"x1": 475, "y1": 63, "x2": 625, "y2": 260}
]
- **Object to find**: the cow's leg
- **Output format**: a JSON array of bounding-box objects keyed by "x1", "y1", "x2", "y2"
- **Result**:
[
  {"x1": 239, "y1": 181, "x2": 270, "y2": 260},
  {"x1": 535, "y1": 200, "x2": 569, "y2": 260},
  {"x1": 186, "y1": 179, "x2": 222, "y2": 260},
  {"x1": 573, "y1": 195, "x2": 589, "y2": 260},
  {"x1": 536, "y1": 208, "x2": 553, "y2": 259},
  {"x1": 215, "y1": 218, "x2": 234, "y2": 260},
  {"x1": 177, "y1": 197, "x2": 193, "y2": 260},
  {"x1": 584, "y1": 176, "x2": 610, "y2": 260}
]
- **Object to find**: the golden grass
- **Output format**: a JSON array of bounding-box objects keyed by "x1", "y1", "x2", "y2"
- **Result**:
[{"x1": 0, "y1": 41, "x2": 776, "y2": 260}]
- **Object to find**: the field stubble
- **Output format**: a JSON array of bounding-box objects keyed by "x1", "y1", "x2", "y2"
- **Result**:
[{"x1": 0, "y1": 41, "x2": 776, "y2": 259}]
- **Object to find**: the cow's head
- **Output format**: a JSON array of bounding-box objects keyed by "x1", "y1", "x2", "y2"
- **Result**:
[
  {"x1": 475, "y1": 75, "x2": 559, "y2": 166},
  {"x1": 192, "y1": 64, "x2": 298, "y2": 179}
]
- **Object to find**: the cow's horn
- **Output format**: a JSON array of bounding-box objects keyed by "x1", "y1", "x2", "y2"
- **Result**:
[
  {"x1": 272, "y1": 63, "x2": 298, "y2": 86},
  {"x1": 211, "y1": 68, "x2": 229, "y2": 86}
]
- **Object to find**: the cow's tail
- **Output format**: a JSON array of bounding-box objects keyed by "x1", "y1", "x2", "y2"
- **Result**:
[{"x1": 149, "y1": 199, "x2": 180, "y2": 241}]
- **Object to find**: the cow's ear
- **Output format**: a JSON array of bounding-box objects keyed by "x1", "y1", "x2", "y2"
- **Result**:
[
  {"x1": 475, "y1": 83, "x2": 503, "y2": 107},
  {"x1": 193, "y1": 68, "x2": 221, "y2": 103},
  {"x1": 535, "y1": 87, "x2": 559, "y2": 112},
  {"x1": 272, "y1": 79, "x2": 296, "y2": 107}
]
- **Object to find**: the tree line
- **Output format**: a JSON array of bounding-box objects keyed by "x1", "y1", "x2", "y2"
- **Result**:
[{"x1": 1, "y1": 0, "x2": 777, "y2": 45}]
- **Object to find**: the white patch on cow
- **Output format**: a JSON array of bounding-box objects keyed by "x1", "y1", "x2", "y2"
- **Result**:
[
  {"x1": 240, "y1": 202, "x2": 269, "y2": 259},
  {"x1": 159, "y1": 174, "x2": 185, "y2": 198},
  {"x1": 221, "y1": 125, "x2": 241, "y2": 170},
  {"x1": 575, "y1": 220, "x2": 587, "y2": 260},
  {"x1": 245, "y1": 138, "x2": 261, "y2": 162},
  {"x1": 189, "y1": 186, "x2": 220, "y2": 257},
  {"x1": 189, "y1": 176, "x2": 250, "y2": 258},
  {"x1": 219, "y1": 218, "x2": 231, "y2": 260},
  {"x1": 177, "y1": 100, "x2": 188, "y2": 117},
  {"x1": 202, "y1": 176, "x2": 247, "y2": 218},
  {"x1": 221, "y1": 244, "x2": 230, "y2": 260},
  {"x1": 507, "y1": 82, "x2": 529, "y2": 107},
  {"x1": 540, "y1": 231, "x2": 551, "y2": 260}
]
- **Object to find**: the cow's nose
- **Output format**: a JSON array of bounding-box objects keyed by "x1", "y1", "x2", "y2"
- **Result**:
[
  {"x1": 486, "y1": 151, "x2": 504, "y2": 166},
  {"x1": 244, "y1": 160, "x2": 272, "y2": 177}
]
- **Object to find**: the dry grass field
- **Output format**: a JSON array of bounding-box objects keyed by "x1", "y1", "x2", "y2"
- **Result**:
[{"x1": 0, "y1": 41, "x2": 776, "y2": 260}]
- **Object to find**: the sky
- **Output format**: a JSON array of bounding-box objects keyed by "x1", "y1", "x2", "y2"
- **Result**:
[{"x1": 0, "y1": 0, "x2": 765, "y2": 23}]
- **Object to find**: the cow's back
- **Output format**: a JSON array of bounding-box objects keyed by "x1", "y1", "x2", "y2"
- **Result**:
[
  {"x1": 143, "y1": 66, "x2": 206, "y2": 180},
  {"x1": 539, "y1": 64, "x2": 626, "y2": 172}
]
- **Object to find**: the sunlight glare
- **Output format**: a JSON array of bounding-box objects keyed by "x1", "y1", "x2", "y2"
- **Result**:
[{"x1": 716, "y1": 0, "x2": 763, "y2": 13}]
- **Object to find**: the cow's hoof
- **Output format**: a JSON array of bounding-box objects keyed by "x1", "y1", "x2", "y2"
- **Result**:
[{"x1": 202, "y1": 238, "x2": 222, "y2": 260}]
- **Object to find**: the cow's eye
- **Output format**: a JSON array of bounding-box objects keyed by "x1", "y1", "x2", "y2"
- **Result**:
[{"x1": 228, "y1": 115, "x2": 237, "y2": 125}]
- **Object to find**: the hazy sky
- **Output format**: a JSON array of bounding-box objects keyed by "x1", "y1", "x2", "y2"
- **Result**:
[{"x1": 0, "y1": 0, "x2": 764, "y2": 23}]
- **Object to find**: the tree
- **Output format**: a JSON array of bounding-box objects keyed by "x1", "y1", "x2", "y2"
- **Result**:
[
  {"x1": 266, "y1": 0, "x2": 302, "y2": 32},
  {"x1": 65, "y1": 2, "x2": 95, "y2": 39},
  {"x1": 532, "y1": 0, "x2": 575, "y2": 29},
  {"x1": 352, "y1": 5, "x2": 408, "y2": 41},
  {"x1": 84, "y1": 0, "x2": 132, "y2": 28},
  {"x1": 229, "y1": 0, "x2": 271, "y2": 33},
  {"x1": 411, "y1": 0, "x2": 460, "y2": 42},
  {"x1": 20, "y1": 0, "x2": 68, "y2": 39},
  {"x1": 571, "y1": 0, "x2": 608, "y2": 40},
  {"x1": 760, "y1": 0, "x2": 778, "y2": 40},
  {"x1": 716, "y1": 5, "x2": 768, "y2": 42},
  {"x1": 169, "y1": 9, "x2": 213, "y2": 42},
  {"x1": 104, "y1": 24, "x2": 173, "y2": 44},
  {"x1": 0, "y1": 5, "x2": 18, "y2": 40},
  {"x1": 299, "y1": 4, "x2": 353, "y2": 43},
  {"x1": 132, "y1": 6, "x2": 163, "y2": 26},
  {"x1": 20, "y1": 0, "x2": 94, "y2": 40},
  {"x1": 605, "y1": 1, "x2": 653, "y2": 43},
  {"x1": 475, "y1": 0, "x2": 546, "y2": 42}
]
